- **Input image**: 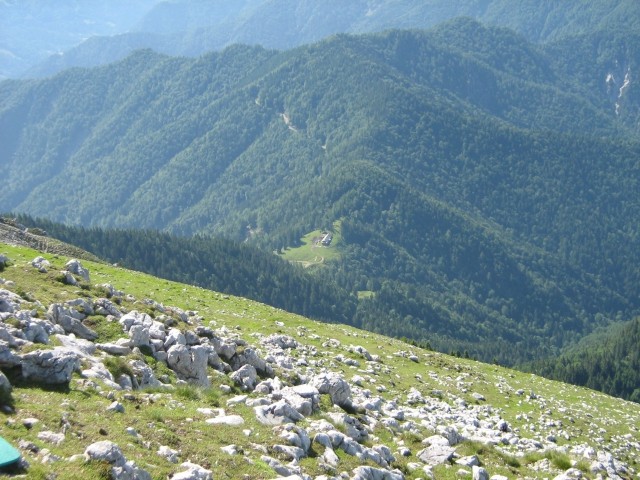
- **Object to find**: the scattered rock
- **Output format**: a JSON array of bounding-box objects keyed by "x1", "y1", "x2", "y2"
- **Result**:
[
  {"x1": 157, "y1": 445, "x2": 180, "y2": 463},
  {"x1": 37, "y1": 431, "x2": 64, "y2": 446},
  {"x1": 457, "y1": 455, "x2": 480, "y2": 467},
  {"x1": 21, "y1": 348, "x2": 80, "y2": 384},
  {"x1": 230, "y1": 364, "x2": 258, "y2": 391},
  {"x1": 262, "y1": 334, "x2": 298, "y2": 349},
  {"x1": 31, "y1": 256, "x2": 50, "y2": 272},
  {"x1": 255, "y1": 400, "x2": 304, "y2": 425},
  {"x1": 310, "y1": 371, "x2": 352, "y2": 408},
  {"x1": 0, "y1": 289, "x2": 22, "y2": 313},
  {"x1": 352, "y1": 465, "x2": 404, "y2": 480},
  {"x1": 107, "y1": 401, "x2": 125, "y2": 413},
  {"x1": 166, "y1": 344, "x2": 210, "y2": 387},
  {"x1": 205, "y1": 415, "x2": 245, "y2": 426},
  {"x1": 172, "y1": 461, "x2": 213, "y2": 480},
  {"x1": 472, "y1": 466, "x2": 490, "y2": 480},
  {"x1": 65, "y1": 259, "x2": 90, "y2": 283},
  {"x1": 47, "y1": 303, "x2": 97, "y2": 340},
  {"x1": 85, "y1": 440, "x2": 125, "y2": 466},
  {"x1": 417, "y1": 444, "x2": 456, "y2": 465},
  {"x1": 85, "y1": 440, "x2": 152, "y2": 480},
  {"x1": 0, "y1": 370, "x2": 12, "y2": 394}
]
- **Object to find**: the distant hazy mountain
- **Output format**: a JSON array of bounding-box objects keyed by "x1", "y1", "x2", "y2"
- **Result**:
[
  {"x1": 7, "y1": 0, "x2": 640, "y2": 78},
  {"x1": 0, "y1": 0, "x2": 160, "y2": 79},
  {"x1": 2, "y1": 20, "x2": 639, "y2": 362}
]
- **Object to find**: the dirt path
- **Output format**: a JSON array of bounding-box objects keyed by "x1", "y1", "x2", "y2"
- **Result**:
[{"x1": 295, "y1": 255, "x2": 324, "y2": 268}]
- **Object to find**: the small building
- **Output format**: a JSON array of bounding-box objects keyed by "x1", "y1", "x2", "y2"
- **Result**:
[{"x1": 321, "y1": 232, "x2": 333, "y2": 246}]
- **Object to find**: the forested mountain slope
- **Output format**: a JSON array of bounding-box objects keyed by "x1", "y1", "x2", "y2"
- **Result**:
[
  {"x1": 528, "y1": 317, "x2": 640, "y2": 403},
  {"x1": 1, "y1": 21, "x2": 639, "y2": 364}
]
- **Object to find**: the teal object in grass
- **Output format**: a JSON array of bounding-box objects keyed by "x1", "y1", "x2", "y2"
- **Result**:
[{"x1": 0, "y1": 437, "x2": 20, "y2": 467}]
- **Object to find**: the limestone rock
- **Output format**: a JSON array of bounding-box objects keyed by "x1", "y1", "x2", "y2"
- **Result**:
[
  {"x1": 59, "y1": 271, "x2": 78, "y2": 286},
  {"x1": 21, "y1": 348, "x2": 80, "y2": 384},
  {"x1": 85, "y1": 440, "x2": 125, "y2": 466},
  {"x1": 437, "y1": 425, "x2": 463, "y2": 446},
  {"x1": 172, "y1": 461, "x2": 213, "y2": 480},
  {"x1": 166, "y1": 344, "x2": 210, "y2": 387},
  {"x1": 47, "y1": 303, "x2": 97, "y2": 340},
  {"x1": 164, "y1": 327, "x2": 186, "y2": 350},
  {"x1": 276, "y1": 424, "x2": 311, "y2": 453},
  {"x1": 0, "y1": 289, "x2": 22, "y2": 313},
  {"x1": 84, "y1": 439, "x2": 152, "y2": 480},
  {"x1": 37, "y1": 431, "x2": 64, "y2": 446},
  {"x1": 310, "y1": 371, "x2": 352, "y2": 408},
  {"x1": 157, "y1": 445, "x2": 179, "y2": 463},
  {"x1": 230, "y1": 347, "x2": 272, "y2": 377},
  {"x1": 23, "y1": 317, "x2": 50, "y2": 344},
  {"x1": 97, "y1": 343, "x2": 132, "y2": 356},
  {"x1": 0, "y1": 340, "x2": 20, "y2": 368},
  {"x1": 209, "y1": 336, "x2": 237, "y2": 360},
  {"x1": 348, "y1": 344, "x2": 373, "y2": 361},
  {"x1": 0, "y1": 370, "x2": 11, "y2": 395},
  {"x1": 553, "y1": 468, "x2": 583, "y2": 480},
  {"x1": 261, "y1": 455, "x2": 297, "y2": 477},
  {"x1": 119, "y1": 311, "x2": 153, "y2": 333},
  {"x1": 261, "y1": 334, "x2": 298, "y2": 349},
  {"x1": 275, "y1": 388, "x2": 314, "y2": 417},
  {"x1": 205, "y1": 415, "x2": 245, "y2": 426},
  {"x1": 255, "y1": 400, "x2": 304, "y2": 425},
  {"x1": 94, "y1": 297, "x2": 122, "y2": 318},
  {"x1": 473, "y1": 466, "x2": 490, "y2": 480},
  {"x1": 417, "y1": 444, "x2": 456, "y2": 465},
  {"x1": 55, "y1": 334, "x2": 97, "y2": 356},
  {"x1": 326, "y1": 412, "x2": 368, "y2": 442},
  {"x1": 457, "y1": 455, "x2": 480, "y2": 467},
  {"x1": 128, "y1": 360, "x2": 163, "y2": 389},
  {"x1": 65, "y1": 259, "x2": 90, "y2": 282},
  {"x1": 129, "y1": 324, "x2": 150, "y2": 348},
  {"x1": 230, "y1": 364, "x2": 257, "y2": 391},
  {"x1": 107, "y1": 401, "x2": 125, "y2": 413},
  {"x1": 351, "y1": 466, "x2": 404, "y2": 480},
  {"x1": 272, "y1": 444, "x2": 306, "y2": 461},
  {"x1": 220, "y1": 444, "x2": 239, "y2": 455}
]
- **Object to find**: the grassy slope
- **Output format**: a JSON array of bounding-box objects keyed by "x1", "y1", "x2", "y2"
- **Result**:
[{"x1": 0, "y1": 241, "x2": 639, "y2": 479}]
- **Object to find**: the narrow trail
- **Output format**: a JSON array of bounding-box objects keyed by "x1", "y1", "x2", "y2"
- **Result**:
[{"x1": 295, "y1": 255, "x2": 325, "y2": 268}]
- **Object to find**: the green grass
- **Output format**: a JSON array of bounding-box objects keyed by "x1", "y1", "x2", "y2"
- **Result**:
[
  {"x1": 279, "y1": 220, "x2": 343, "y2": 267},
  {"x1": 1, "y1": 241, "x2": 640, "y2": 479},
  {"x1": 83, "y1": 315, "x2": 125, "y2": 343},
  {"x1": 103, "y1": 356, "x2": 134, "y2": 379},
  {"x1": 357, "y1": 290, "x2": 375, "y2": 299}
]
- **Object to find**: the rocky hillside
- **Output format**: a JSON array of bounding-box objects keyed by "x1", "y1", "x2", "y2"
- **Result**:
[{"x1": 0, "y1": 242, "x2": 639, "y2": 479}]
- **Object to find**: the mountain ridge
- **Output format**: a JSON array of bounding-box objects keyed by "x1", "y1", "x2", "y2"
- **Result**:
[{"x1": 8, "y1": 0, "x2": 640, "y2": 79}]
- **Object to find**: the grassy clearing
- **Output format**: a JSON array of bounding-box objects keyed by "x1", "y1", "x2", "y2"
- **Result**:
[{"x1": 279, "y1": 220, "x2": 342, "y2": 267}]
